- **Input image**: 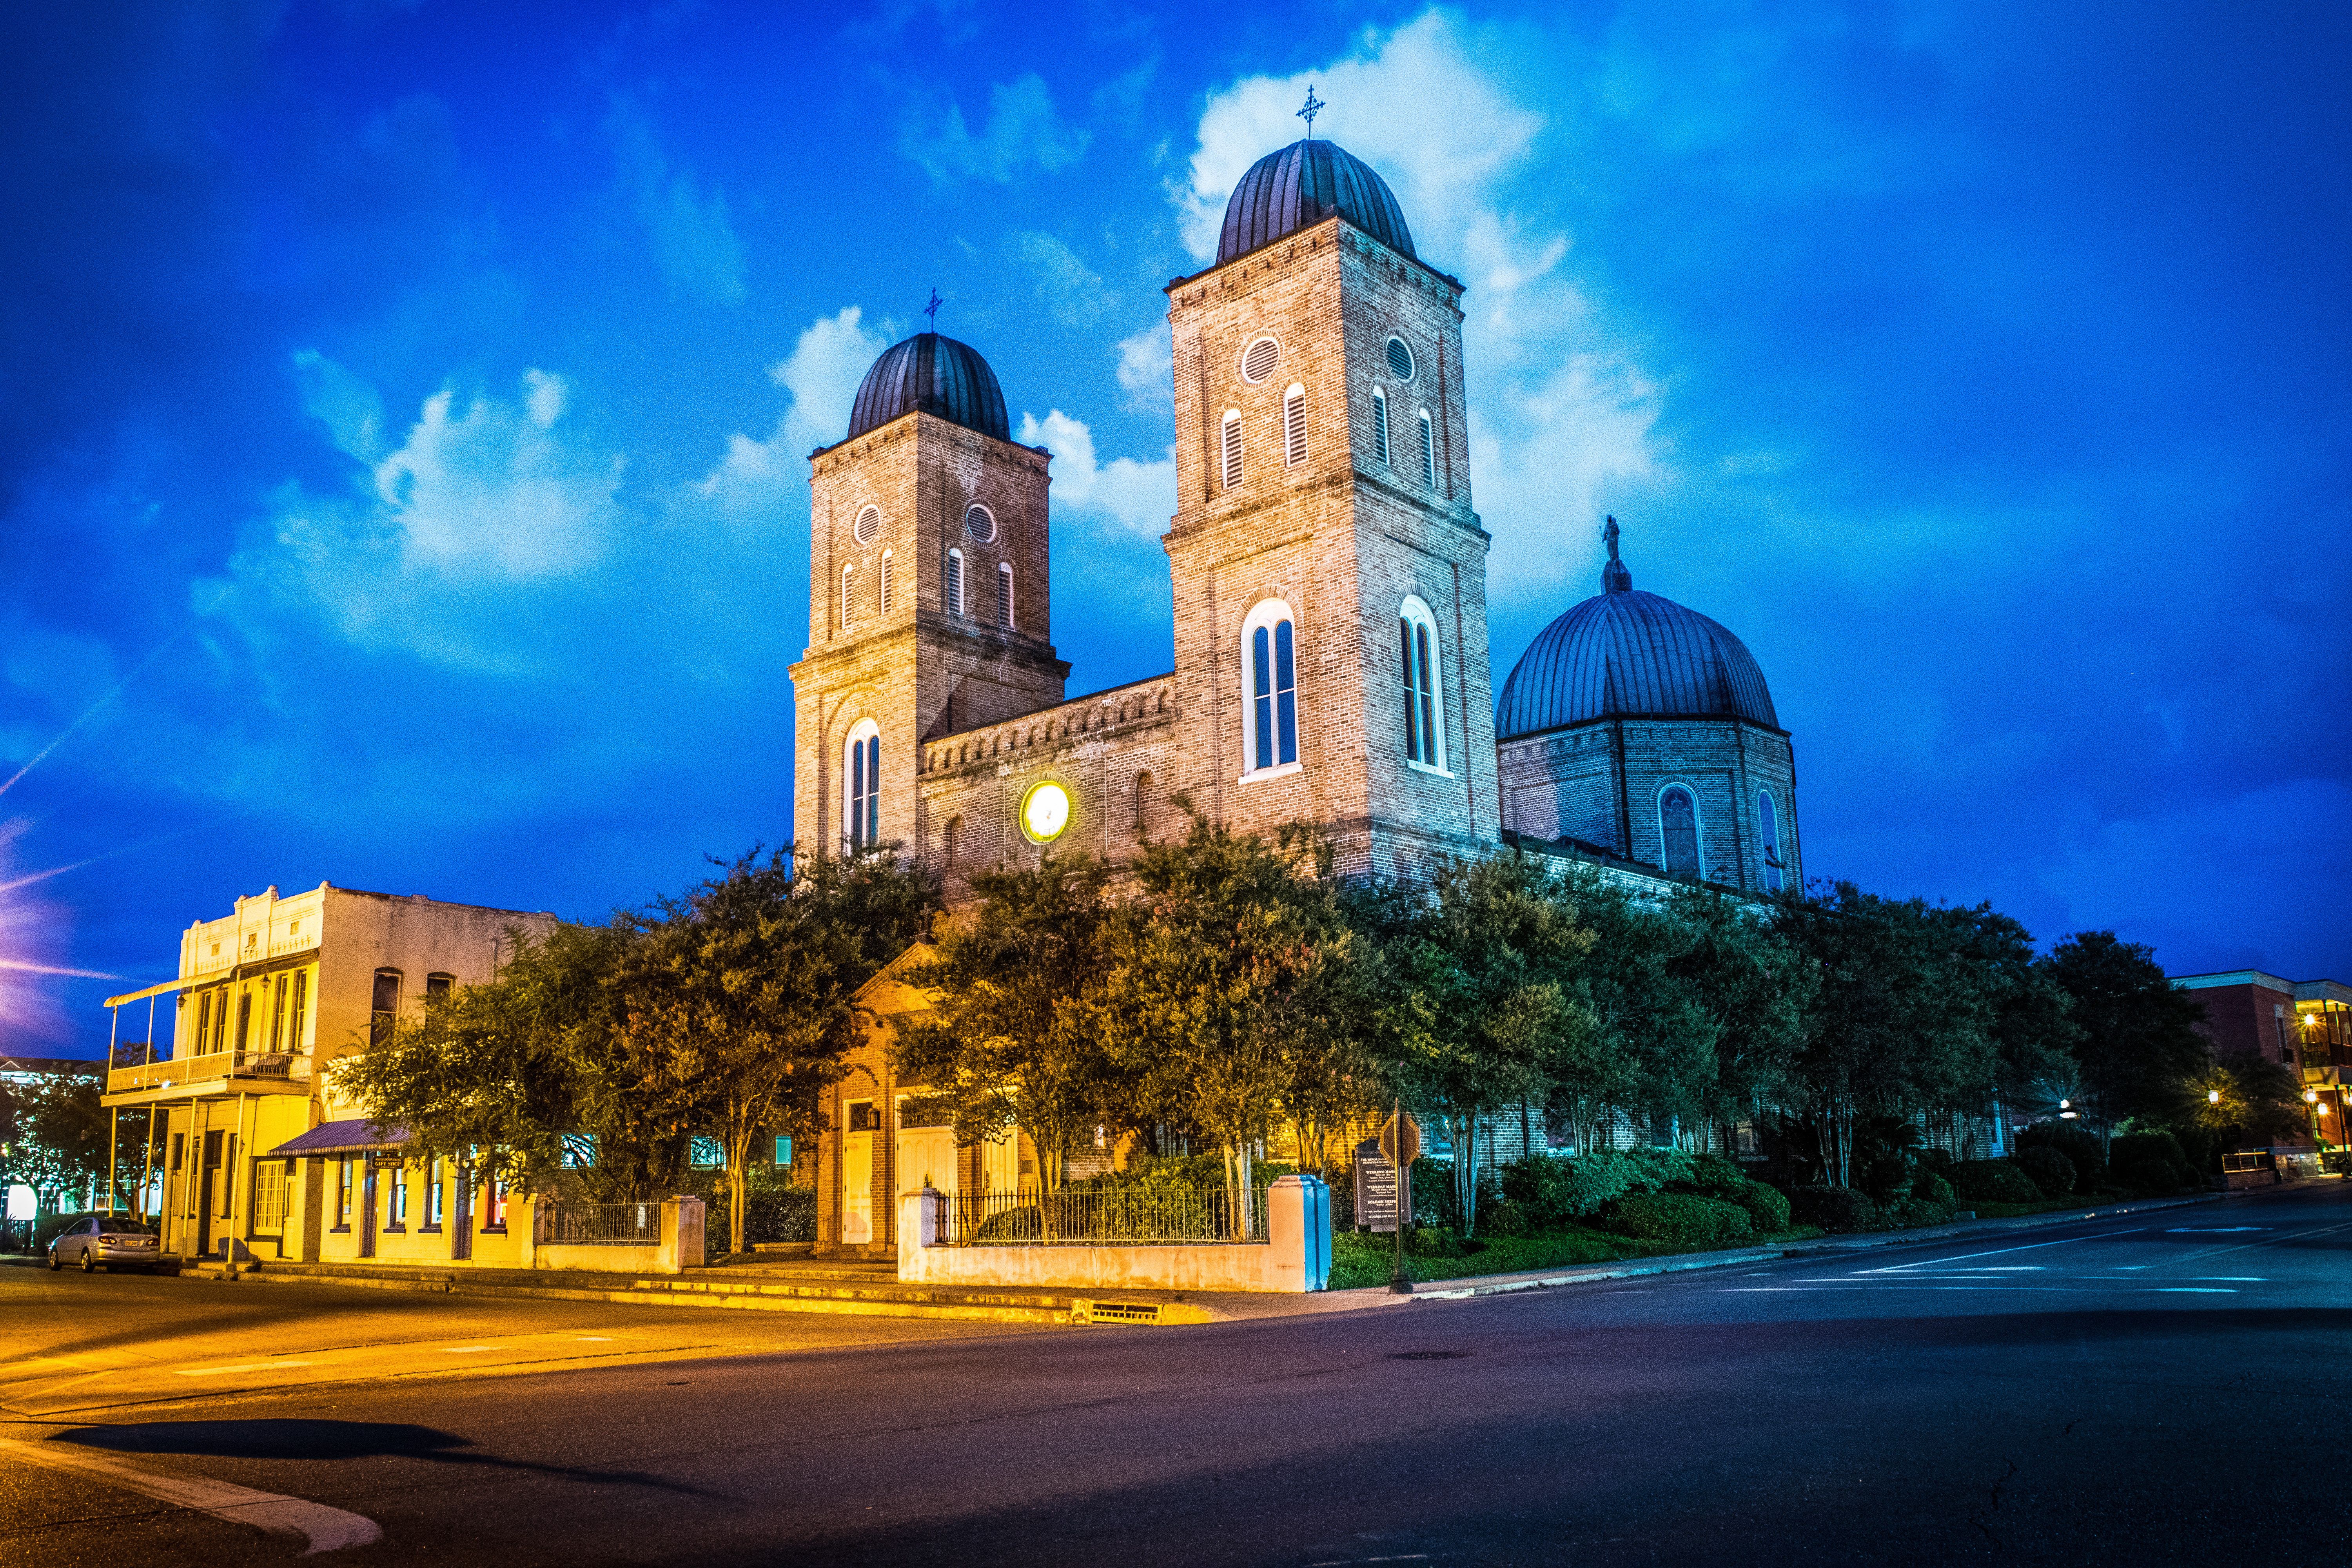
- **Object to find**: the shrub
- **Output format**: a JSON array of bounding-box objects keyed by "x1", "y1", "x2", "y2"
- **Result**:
[
  {"x1": 1480, "y1": 1198, "x2": 1534, "y2": 1238},
  {"x1": 1681, "y1": 1152, "x2": 1750, "y2": 1197},
  {"x1": 1406, "y1": 1225, "x2": 1465, "y2": 1258},
  {"x1": 1621, "y1": 1145, "x2": 1699, "y2": 1192},
  {"x1": 1602, "y1": 1192, "x2": 1753, "y2": 1247},
  {"x1": 1788, "y1": 1186, "x2": 1879, "y2": 1233},
  {"x1": 1914, "y1": 1146, "x2": 1956, "y2": 1177},
  {"x1": 1882, "y1": 1194, "x2": 1953, "y2": 1228},
  {"x1": 1499, "y1": 1150, "x2": 1650, "y2": 1225},
  {"x1": 1911, "y1": 1169, "x2": 1955, "y2": 1207},
  {"x1": 2118, "y1": 1157, "x2": 2195, "y2": 1194},
  {"x1": 1949, "y1": 1160, "x2": 2043, "y2": 1203},
  {"x1": 2111, "y1": 1130, "x2": 2189, "y2": 1174},
  {"x1": 2016, "y1": 1145, "x2": 2077, "y2": 1199},
  {"x1": 1862, "y1": 1156, "x2": 1914, "y2": 1202},
  {"x1": 2017, "y1": 1122, "x2": 2107, "y2": 1193},
  {"x1": 1729, "y1": 1180, "x2": 1793, "y2": 1233}
]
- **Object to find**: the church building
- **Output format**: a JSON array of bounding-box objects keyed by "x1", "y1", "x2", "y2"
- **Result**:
[{"x1": 791, "y1": 134, "x2": 1802, "y2": 1252}]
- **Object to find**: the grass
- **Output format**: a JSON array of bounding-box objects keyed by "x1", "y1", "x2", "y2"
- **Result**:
[{"x1": 1327, "y1": 1225, "x2": 1826, "y2": 1289}]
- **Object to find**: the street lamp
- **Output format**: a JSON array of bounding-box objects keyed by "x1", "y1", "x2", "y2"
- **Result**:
[{"x1": 2209, "y1": 1089, "x2": 2223, "y2": 1104}]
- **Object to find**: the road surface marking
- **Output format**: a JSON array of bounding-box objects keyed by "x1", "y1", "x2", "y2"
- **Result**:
[
  {"x1": 443, "y1": 1346, "x2": 492, "y2": 1354},
  {"x1": 177, "y1": 1361, "x2": 316, "y2": 1377},
  {"x1": 2195, "y1": 1277, "x2": 2266, "y2": 1281},
  {"x1": 2166, "y1": 1227, "x2": 2266, "y2": 1233},
  {"x1": 576, "y1": 1336, "x2": 614, "y2": 1341},
  {"x1": 1863, "y1": 1230, "x2": 2145, "y2": 1274},
  {"x1": 0, "y1": 1436, "x2": 381, "y2": 1553},
  {"x1": 2155, "y1": 1287, "x2": 2234, "y2": 1293}
]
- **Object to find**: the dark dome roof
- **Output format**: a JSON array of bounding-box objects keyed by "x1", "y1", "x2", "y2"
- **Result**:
[
  {"x1": 846, "y1": 333, "x2": 1009, "y2": 443},
  {"x1": 1497, "y1": 554, "x2": 1779, "y2": 739},
  {"x1": 1218, "y1": 138, "x2": 1415, "y2": 266}
]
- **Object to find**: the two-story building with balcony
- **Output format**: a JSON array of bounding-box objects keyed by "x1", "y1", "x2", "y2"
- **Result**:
[{"x1": 100, "y1": 882, "x2": 556, "y2": 1265}]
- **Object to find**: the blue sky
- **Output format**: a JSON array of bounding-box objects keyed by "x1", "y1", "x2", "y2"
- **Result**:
[{"x1": 4, "y1": 1, "x2": 2347, "y2": 1055}]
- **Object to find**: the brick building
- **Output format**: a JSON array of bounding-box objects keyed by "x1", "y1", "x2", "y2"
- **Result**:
[
  {"x1": 2172, "y1": 969, "x2": 2352, "y2": 1155},
  {"x1": 794, "y1": 136, "x2": 1805, "y2": 1253}
]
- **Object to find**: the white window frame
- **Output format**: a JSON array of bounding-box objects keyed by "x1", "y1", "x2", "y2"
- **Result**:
[
  {"x1": 1418, "y1": 408, "x2": 1436, "y2": 488},
  {"x1": 1238, "y1": 597, "x2": 1303, "y2": 783},
  {"x1": 1238, "y1": 334, "x2": 1281, "y2": 384},
  {"x1": 1282, "y1": 383, "x2": 1307, "y2": 466},
  {"x1": 1398, "y1": 594, "x2": 1448, "y2": 776},
  {"x1": 844, "y1": 718, "x2": 882, "y2": 852},
  {"x1": 841, "y1": 563, "x2": 856, "y2": 630},
  {"x1": 996, "y1": 561, "x2": 1014, "y2": 629},
  {"x1": 1656, "y1": 782, "x2": 1705, "y2": 879},
  {"x1": 1386, "y1": 335, "x2": 1416, "y2": 383},
  {"x1": 879, "y1": 549, "x2": 894, "y2": 614},
  {"x1": 1757, "y1": 789, "x2": 1784, "y2": 893},
  {"x1": 946, "y1": 547, "x2": 965, "y2": 617},
  {"x1": 853, "y1": 504, "x2": 881, "y2": 546},
  {"x1": 1220, "y1": 409, "x2": 1243, "y2": 489},
  {"x1": 1372, "y1": 386, "x2": 1390, "y2": 467},
  {"x1": 965, "y1": 503, "x2": 996, "y2": 543}
]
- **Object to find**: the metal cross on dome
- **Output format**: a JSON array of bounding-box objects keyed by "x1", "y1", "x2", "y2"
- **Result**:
[
  {"x1": 924, "y1": 288, "x2": 942, "y2": 329},
  {"x1": 1297, "y1": 86, "x2": 1325, "y2": 137}
]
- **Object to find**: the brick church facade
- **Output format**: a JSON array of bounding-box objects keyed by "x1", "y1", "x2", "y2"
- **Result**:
[{"x1": 791, "y1": 136, "x2": 1804, "y2": 1253}]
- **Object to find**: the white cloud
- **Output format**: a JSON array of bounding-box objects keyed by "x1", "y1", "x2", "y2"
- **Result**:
[
  {"x1": 1114, "y1": 323, "x2": 1172, "y2": 409},
  {"x1": 608, "y1": 96, "x2": 748, "y2": 306},
  {"x1": 1016, "y1": 409, "x2": 1174, "y2": 542},
  {"x1": 1010, "y1": 232, "x2": 1112, "y2": 326},
  {"x1": 695, "y1": 307, "x2": 893, "y2": 521},
  {"x1": 1178, "y1": 11, "x2": 1666, "y2": 610},
  {"x1": 901, "y1": 74, "x2": 1088, "y2": 183}
]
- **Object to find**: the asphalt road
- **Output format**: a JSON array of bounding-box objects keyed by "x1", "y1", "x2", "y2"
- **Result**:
[{"x1": 5, "y1": 1183, "x2": 2345, "y2": 1567}]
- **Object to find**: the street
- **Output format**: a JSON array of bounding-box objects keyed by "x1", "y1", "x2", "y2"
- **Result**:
[{"x1": 5, "y1": 1184, "x2": 2345, "y2": 1566}]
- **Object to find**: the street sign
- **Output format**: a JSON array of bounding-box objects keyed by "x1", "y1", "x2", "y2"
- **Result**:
[{"x1": 1378, "y1": 1112, "x2": 1422, "y2": 1170}]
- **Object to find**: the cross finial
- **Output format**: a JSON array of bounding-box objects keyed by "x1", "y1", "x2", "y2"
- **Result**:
[
  {"x1": 1297, "y1": 85, "x2": 1325, "y2": 138},
  {"x1": 924, "y1": 288, "x2": 942, "y2": 330}
]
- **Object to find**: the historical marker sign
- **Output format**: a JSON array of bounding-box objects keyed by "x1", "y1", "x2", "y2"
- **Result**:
[{"x1": 1354, "y1": 1136, "x2": 1414, "y2": 1234}]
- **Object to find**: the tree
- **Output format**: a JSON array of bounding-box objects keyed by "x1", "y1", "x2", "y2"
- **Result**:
[
  {"x1": 615, "y1": 848, "x2": 933, "y2": 1256},
  {"x1": 6, "y1": 1072, "x2": 111, "y2": 1214},
  {"x1": 1564, "y1": 870, "x2": 1720, "y2": 1147},
  {"x1": 2182, "y1": 1056, "x2": 2305, "y2": 1151},
  {"x1": 1088, "y1": 816, "x2": 1361, "y2": 1228},
  {"x1": 1660, "y1": 881, "x2": 1816, "y2": 1149},
  {"x1": 1358, "y1": 853, "x2": 1597, "y2": 1236},
  {"x1": 2043, "y1": 931, "x2": 2213, "y2": 1136},
  {"x1": 894, "y1": 852, "x2": 1122, "y2": 1196}
]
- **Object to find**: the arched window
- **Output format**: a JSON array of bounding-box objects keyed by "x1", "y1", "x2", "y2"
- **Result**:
[
  {"x1": 1133, "y1": 770, "x2": 1154, "y2": 838},
  {"x1": 844, "y1": 720, "x2": 881, "y2": 851},
  {"x1": 1220, "y1": 410, "x2": 1243, "y2": 489},
  {"x1": 1283, "y1": 384, "x2": 1307, "y2": 466},
  {"x1": 1659, "y1": 786, "x2": 1701, "y2": 878},
  {"x1": 996, "y1": 561, "x2": 1014, "y2": 628},
  {"x1": 1372, "y1": 387, "x2": 1390, "y2": 467},
  {"x1": 879, "y1": 550, "x2": 894, "y2": 614},
  {"x1": 370, "y1": 969, "x2": 401, "y2": 1049},
  {"x1": 946, "y1": 548, "x2": 965, "y2": 617},
  {"x1": 1418, "y1": 409, "x2": 1436, "y2": 488},
  {"x1": 1398, "y1": 595, "x2": 1445, "y2": 772},
  {"x1": 1758, "y1": 790, "x2": 1785, "y2": 893},
  {"x1": 841, "y1": 564, "x2": 856, "y2": 630},
  {"x1": 1241, "y1": 599, "x2": 1300, "y2": 777},
  {"x1": 942, "y1": 815, "x2": 959, "y2": 866}
]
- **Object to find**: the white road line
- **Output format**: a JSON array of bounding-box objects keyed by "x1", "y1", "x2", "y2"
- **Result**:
[
  {"x1": 443, "y1": 1347, "x2": 493, "y2": 1354},
  {"x1": 1863, "y1": 1229, "x2": 2146, "y2": 1274},
  {"x1": 176, "y1": 1361, "x2": 315, "y2": 1377},
  {"x1": 0, "y1": 1436, "x2": 381, "y2": 1553},
  {"x1": 2155, "y1": 1287, "x2": 2234, "y2": 1293}
]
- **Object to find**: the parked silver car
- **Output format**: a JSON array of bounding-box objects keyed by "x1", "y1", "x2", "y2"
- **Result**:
[{"x1": 47, "y1": 1216, "x2": 164, "y2": 1272}]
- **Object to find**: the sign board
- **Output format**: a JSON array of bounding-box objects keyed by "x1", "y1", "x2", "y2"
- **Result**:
[
  {"x1": 1378, "y1": 1111, "x2": 1422, "y2": 1170},
  {"x1": 1353, "y1": 1137, "x2": 1414, "y2": 1235}
]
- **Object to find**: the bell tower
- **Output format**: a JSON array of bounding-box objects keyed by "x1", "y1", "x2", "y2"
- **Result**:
[
  {"x1": 789, "y1": 332, "x2": 1068, "y2": 859},
  {"x1": 1160, "y1": 135, "x2": 1502, "y2": 878}
]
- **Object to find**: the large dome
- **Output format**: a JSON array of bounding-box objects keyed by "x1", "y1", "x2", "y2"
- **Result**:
[
  {"x1": 1497, "y1": 548, "x2": 1779, "y2": 739},
  {"x1": 1218, "y1": 138, "x2": 1415, "y2": 265},
  {"x1": 846, "y1": 332, "x2": 1009, "y2": 443}
]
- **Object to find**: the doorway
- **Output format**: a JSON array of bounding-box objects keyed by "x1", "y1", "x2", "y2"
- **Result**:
[
  {"x1": 842, "y1": 1100, "x2": 875, "y2": 1245},
  {"x1": 451, "y1": 1163, "x2": 472, "y2": 1260},
  {"x1": 359, "y1": 1160, "x2": 377, "y2": 1258},
  {"x1": 196, "y1": 1131, "x2": 223, "y2": 1256}
]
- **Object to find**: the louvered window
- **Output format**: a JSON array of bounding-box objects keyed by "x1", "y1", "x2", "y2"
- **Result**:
[
  {"x1": 1419, "y1": 410, "x2": 1436, "y2": 487},
  {"x1": 1283, "y1": 385, "x2": 1307, "y2": 466},
  {"x1": 1241, "y1": 335, "x2": 1279, "y2": 383},
  {"x1": 879, "y1": 550, "x2": 894, "y2": 614},
  {"x1": 1220, "y1": 411, "x2": 1243, "y2": 488},
  {"x1": 964, "y1": 504, "x2": 996, "y2": 542},
  {"x1": 1387, "y1": 336, "x2": 1415, "y2": 381},
  {"x1": 946, "y1": 549, "x2": 965, "y2": 617},
  {"x1": 842, "y1": 564, "x2": 856, "y2": 629},
  {"x1": 1373, "y1": 388, "x2": 1390, "y2": 466},
  {"x1": 853, "y1": 505, "x2": 880, "y2": 546},
  {"x1": 996, "y1": 562, "x2": 1014, "y2": 628}
]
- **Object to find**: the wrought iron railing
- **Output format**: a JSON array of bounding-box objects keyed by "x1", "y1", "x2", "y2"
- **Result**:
[
  {"x1": 931, "y1": 1182, "x2": 1267, "y2": 1247},
  {"x1": 545, "y1": 1202, "x2": 663, "y2": 1245},
  {"x1": 105, "y1": 1051, "x2": 309, "y2": 1093}
]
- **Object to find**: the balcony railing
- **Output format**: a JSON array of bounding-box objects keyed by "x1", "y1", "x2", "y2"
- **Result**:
[{"x1": 106, "y1": 1051, "x2": 312, "y2": 1094}]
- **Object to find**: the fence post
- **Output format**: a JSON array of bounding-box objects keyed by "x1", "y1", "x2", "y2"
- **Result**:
[
  {"x1": 658, "y1": 1196, "x2": 704, "y2": 1274},
  {"x1": 1267, "y1": 1174, "x2": 1330, "y2": 1293},
  {"x1": 896, "y1": 1184, "x2": 941, "y2": 1285},
  {"x1": 518, "y1": 1194, "x2": 539, "y2": 1269}
]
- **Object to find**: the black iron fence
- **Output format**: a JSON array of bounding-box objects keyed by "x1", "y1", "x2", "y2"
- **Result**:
[
  {"x1": 545, "y1": 1201, "x2": 663, "y2": 1245},
  {"x1": 930, "y1": 1182, "x2": 1267, "y2": 1247}
]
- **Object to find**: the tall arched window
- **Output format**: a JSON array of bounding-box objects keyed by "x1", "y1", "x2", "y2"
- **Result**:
[
  {"x1": 1241, "y1": 599, "x2": 1299, "y2": 777},
  {"x1": 841, "y1": 564, "x2": 856, "y2": 630},
  {"x1": 1133, "y1": 770, "x2": 1154, "y2": 838},
  {"x1": 942, "y1": 815, "x2": 960, "y2": 866},
  {"x1": 946, "y1": 548, "x2": 965, "y2": 617},
  {"x1": 1283, "y1": 384, "x2": 1307, "y2": 466},
  {"x1": 1372, "y1": 387, "x2": 1390, "y2": 467},
  {"x1": 1659, "y1": 786, "x2": 1701, "y2": 878},
  {"x1": 996, "y1": 561, "x2": 1014, "y2": 628},
  {"x1": 1220, "y1": 410, "x2": 1243, "y2": 489},
  {"x1": 1758, "y1": 790, "x2": 1784, "y2": 893},
  {"x1": 1398, "y1": 595, "x2": 1445, "y2": 771},
  {"x1": 1418, "y1": 409, "x2": 1436, "y2": 488},
  {"x1": 879, "y1": 550, "x2": 895, "y2": 614},
  {"x1": 844, "y1": 720, "x2": 881, "y2": 851}
]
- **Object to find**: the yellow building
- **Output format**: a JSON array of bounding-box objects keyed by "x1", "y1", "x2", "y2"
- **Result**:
[{"x1": 101, "y1": 882, "x2": 555, "y2": 1266}]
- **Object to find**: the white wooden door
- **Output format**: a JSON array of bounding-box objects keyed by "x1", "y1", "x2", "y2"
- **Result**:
[
  {"x1": 897, "y1": 1127, "x2": 957, "y2": 1197},
  {"x1": 842, "y1": 1131, "x2": 873, "y2": 1244}
]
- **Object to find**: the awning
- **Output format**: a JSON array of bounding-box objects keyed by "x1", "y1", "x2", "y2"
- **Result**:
[
  {"x1": 102, "y1": 977, "x2": 190, "y2": 1008},
  {"x1": 268, "y1": 1119, "x2": 410, "y2": 1157}
]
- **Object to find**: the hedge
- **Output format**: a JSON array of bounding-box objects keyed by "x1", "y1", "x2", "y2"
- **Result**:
[
  {"x1": 1602, "y1": 1192, "x2": 1755, "y2": 1247},
  {"x1": 1788, "y1": 1186, "x2": 1878, "y2": 1233},
  {"x1": 2015, "y1": 1145, "x2": 2077, "y2": 1199},
  {"x1": 1949, "y1": 1159, "x2": 2043, "y2": 1204}
]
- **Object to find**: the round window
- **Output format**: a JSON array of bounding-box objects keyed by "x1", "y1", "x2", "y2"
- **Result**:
[
  {"x1": 853, "y1": 505, "x2": 880, "y2": 546},
  {"x1": 1386, "y1": 336, "x2": 1415, "y2": 382},
  {"x1": 964, "y1": 504, "x2": 997, "y2": 543},
  {"x1": 1240, "y1": 335, "x2": 1281, "y2": 385},
  {"x1": 1020, "y1": 780, "x2": 1071, "y2": 844}
]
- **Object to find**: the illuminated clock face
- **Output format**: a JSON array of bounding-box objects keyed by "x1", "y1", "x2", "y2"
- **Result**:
[{"x1": 1020, "y1": 781, "x2": 1071, "y2": 844}]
